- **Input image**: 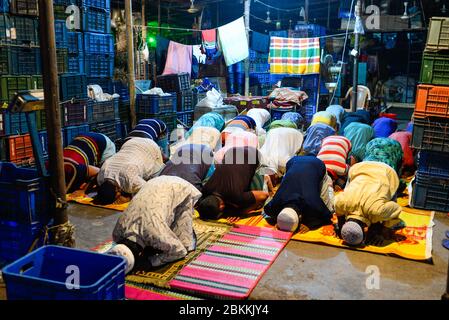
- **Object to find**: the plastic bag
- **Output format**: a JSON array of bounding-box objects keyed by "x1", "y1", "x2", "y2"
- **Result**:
[{"x1": 196, "y1": 88, "x2": 223, "y2": 108}]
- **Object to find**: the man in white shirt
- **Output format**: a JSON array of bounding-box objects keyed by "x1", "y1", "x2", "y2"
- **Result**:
[{"x1": 95, "y1": 137, "x2": 164, "y2": 205}]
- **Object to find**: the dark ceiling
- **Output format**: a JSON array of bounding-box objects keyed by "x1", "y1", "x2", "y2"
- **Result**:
[{"x1": 111, "y1": 0, "x2": 449, "y2": 33}]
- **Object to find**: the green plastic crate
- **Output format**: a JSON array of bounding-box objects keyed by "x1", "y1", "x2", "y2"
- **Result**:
[
  {"x1": 420, "y1": 52, "x2": 449, "y2": 86},
  {"x1": 426, "y1": 17, "x2": 449, "y2": 51},
  {"x1": 0, "y1": 76, "x2": 31, "y2": 103},
  {"x1": 30, "y1": 75, "x2": 42, "y2": 89}
]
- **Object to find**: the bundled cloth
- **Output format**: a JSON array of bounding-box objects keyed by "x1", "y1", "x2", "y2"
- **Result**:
[
  {"x1": 87, "y1": 85, "x2": 120, "y2": 102},
  {"x1": 269, "y1": 88, "x2": 308, "y2": 107},
  {"x1": 141, "y1": 87, "x2": 171, "y2": 96},
  {"x1": 218, "y1": 17, "x2": 249, "y2": 66},
  {"x1": 269, "y1": 37, "x2": 320, "y2": 75}
]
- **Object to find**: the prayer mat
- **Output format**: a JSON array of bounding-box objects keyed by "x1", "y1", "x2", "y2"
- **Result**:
[
  {"x1": 168, "y1": 225, "x2": 292, "y2": 299},
  {"x1": 125, "y1": 283, "x2": 201, "y2": 301},
  {"x1": 67, "y1": 190, "x2": 129, "y2": 212},
  {"x1": 91, "y1": 219, "x2": 231, "y2": 300},
  {"x1": 218, "y1": 185, "x2": 435, "y2": 261},
  {"x1": 269, "y1": 37, "x2": 320, "y2": 74}
]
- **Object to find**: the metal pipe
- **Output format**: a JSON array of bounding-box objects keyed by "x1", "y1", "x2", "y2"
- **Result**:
[{"x1": 126, "y1": 0, "x2": 137, "y2": 128}]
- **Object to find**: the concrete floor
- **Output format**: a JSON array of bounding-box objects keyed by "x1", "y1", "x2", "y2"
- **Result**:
[
  {"x1": 68, "y1": 203, "x2": 449, "y2": 300},
  {"x1": 1, "y1": 203, "x2": 447, "y2": 300}
]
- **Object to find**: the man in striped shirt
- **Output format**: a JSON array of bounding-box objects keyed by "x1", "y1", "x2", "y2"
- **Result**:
[
  {"x1": 63, "y1": 132, "x2": 116, "y2": 194},
  {"x1": 127, "y1": 118, "x2": 167, "y2": 142},
  {"x1": 317, "y1": 136, "x2": 353, "y2": 190}
]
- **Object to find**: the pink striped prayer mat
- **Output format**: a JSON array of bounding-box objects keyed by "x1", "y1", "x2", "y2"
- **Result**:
[{"x1": 168, "y1": 225, "x2": 292, "y2": 299}]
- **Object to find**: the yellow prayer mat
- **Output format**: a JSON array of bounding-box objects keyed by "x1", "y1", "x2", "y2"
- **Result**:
[
  {"x1": 66, "y1": 190, "x2": 130, "y2": 212},
  {"x1": 221, "y1": 208, "x2": 434, "y2": 261}
]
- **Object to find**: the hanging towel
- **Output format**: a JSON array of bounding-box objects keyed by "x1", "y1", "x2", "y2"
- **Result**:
[
  {"x1": 163, "y1": 41, "x2": 193, "y2": 75},
  {"x1": 269, "y1": 37, "x2": 320, "y2": 75},
  {"x1": 251, "y1": 31, "x2": 270, "y2": 53},
  {"x1": 218, "y1": 17, "x2": 249, "y2": 66},
  {"x1": 202, "y1": 29, "x2": 218, "y2": 59}
]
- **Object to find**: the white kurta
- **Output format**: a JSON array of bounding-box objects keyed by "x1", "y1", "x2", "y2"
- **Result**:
[
  {"x1": 259, "y1": 127, "x2": 304, "y2": 175},
  {"x1": 97, "y1": 137, "x2": 164, "y2": 194},
  {"x1": 113, "y1": 176, "x2": 202, "y2": 267}
]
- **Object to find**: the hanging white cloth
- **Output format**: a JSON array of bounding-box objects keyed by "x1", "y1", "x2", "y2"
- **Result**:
[{"x1": 218, "y1": 17, "x2": 249, "y2": 66}]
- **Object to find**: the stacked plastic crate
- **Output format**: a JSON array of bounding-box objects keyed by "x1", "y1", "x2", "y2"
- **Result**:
[
  {"x1": 154, "y1": 72, "x2": 191, "y2": 130},
  {"x1": 410, "y1": 17, "x2": 449, "y2": 212},
  {"x1": 0, "y1": 0, "x2": 43, "y2": 166},
  {"x1": 227, "y1": 50, "x2": 270, "y2": 96}
]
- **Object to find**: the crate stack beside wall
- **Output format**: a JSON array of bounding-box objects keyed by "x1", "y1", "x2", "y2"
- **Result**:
[
  {"x1": 410, "y1": 17, "x2": 449, "y2": 212},
  {"x1": 0, "y1": 0, "x2": 43, "y2": 167}
]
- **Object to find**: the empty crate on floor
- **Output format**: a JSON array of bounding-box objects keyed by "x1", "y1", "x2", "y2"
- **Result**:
[
  {"x1": 2, "y1": 245, "x2": 126, "y2": 300},
  {"x1": 411, "y1": 116, "x2": 449, "y2": 153}
]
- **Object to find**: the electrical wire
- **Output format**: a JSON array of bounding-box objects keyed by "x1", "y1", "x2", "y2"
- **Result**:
[{"x1": 253, "y1": 0, "x2": 302, "y2": 13}]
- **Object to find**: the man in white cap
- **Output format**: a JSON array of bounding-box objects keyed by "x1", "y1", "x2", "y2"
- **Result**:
[{"x1": 335, "y1": 161, "x2": 403, "y2": 246}]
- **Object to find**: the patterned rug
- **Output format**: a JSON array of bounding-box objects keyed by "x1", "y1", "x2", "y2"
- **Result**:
[
  {"x1": 168, "y1": 225, "x2": 292, "y2": 299},
  {"x1": 92, "y1": 218, "x2": 232, "y2": 300}
]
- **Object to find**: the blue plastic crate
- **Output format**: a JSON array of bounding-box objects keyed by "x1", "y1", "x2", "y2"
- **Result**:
[
  {"x1": 81, "y1": 7, "x2": 111, "y2": 33},
  {"x1": 112, "y1": 81, "x2": 129, "y2": 100},
  {"x1": 293, "y1": 24, "x2": 326, "y2": 37},
  {"x1": 59, "y1": 73, "x2": 88, "y2": 101},
  {"x1": 10, "y1": 15, "x2": 39, "y2": 45},
  {"x1": 84, "y1": 32, "x2": 114, "y2": 55},
  {"x1": 87, "y1": 98, "x2": 119, "y2": 124},
  {"x1": 177, "y1": 111, "x2": 194, "y2": 128},
  {"x1": 0, "y1": 0, "x2": 9, "y2": 12},
  {"x1": 250, "y1": 73, "x2": 270, "y2": 86},
  {"x1": 89, "y1": 120, "x2": 118, "y2": 141},
  {"x1": 55, "y1": 19, "x2": 68, "y2": 48},
  {"x1": 136, "y1": 94, "x2": 177, "y2": 114},
  {"x1": 2, "y1": 245, "x2": 126, "y2": 300},
  {"x1": 0, "y1": 221, "x2": 47, "y2": 266},
  {"x1": 115, "y1": 121, "x2": 128, "y2": 139},
  {"x1": 63, "y1": 124, "x2": 89, "y2": 146},
  {"x1": 85, "y1": 54, "x2": 114, "y2": 77},
  {"x1": 67, "y1": 31, "x2": 84, "y2": 54},
  {"x1": 87, "y1": 76, "x2": 113, "y2": 94},
  {"x1": 0, "y1": 162, "x2": 52, "y2": 224},
  {"x1": 68, "y1": 54, "x2": 85, "y2": 74},
  {"x1": 305, "y1": 103, "x2": 317, "y2": 123},
  {"x1": 3, "y1": 111, "x2": 37, "y2": 135},
  {"x1": 80, "y1": 0, "x2": 110, "y2": 11},
  {"x1": 411, "y1": 172, "x2": 449, "y2": 212},
  {"x1": 53, "y1": 0, "x2": 78, "y2": 5},
  {"x1": 418, "y1": 151, "x2": 449, "y2": 180}
]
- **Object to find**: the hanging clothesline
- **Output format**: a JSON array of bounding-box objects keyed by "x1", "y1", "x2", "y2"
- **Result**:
[{"x1": 135, "y1": 25, "x2": 351, "y2": 40}]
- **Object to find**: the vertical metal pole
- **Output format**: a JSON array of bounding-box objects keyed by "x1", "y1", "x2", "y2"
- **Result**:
[
  {"x1": 305, "y1": 0, "x2": 309, "y2": 23},
  {"x1": 142, "y1": 0, "x2": 147, "y2": 80},
  {"x1": 37, "y1": 0, "x2": 68, "y2": 231},
  {"x1": 157, "y1": 0, "x2": 161, "y2": 35},
  {"x1": 126, "y1": 0, "x2": 137, "y2": 128},
  {"x1": 244, "y1": 0, "x2": 250, "y2": 96},
  {"x1": 352, "y1": 0, "x2": 362, "y2": 112}
]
